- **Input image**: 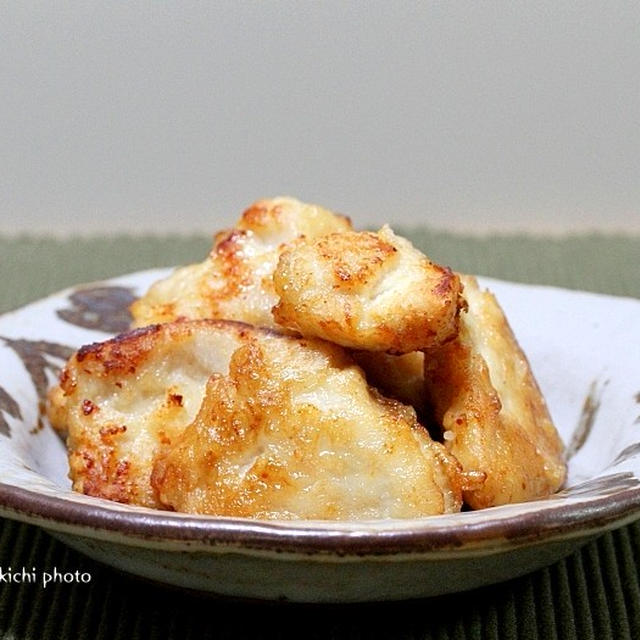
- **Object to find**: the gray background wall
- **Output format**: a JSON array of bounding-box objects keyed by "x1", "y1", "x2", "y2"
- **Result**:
[{"x1": 2, "y1": 2, "x2": 638, "y2": 236}]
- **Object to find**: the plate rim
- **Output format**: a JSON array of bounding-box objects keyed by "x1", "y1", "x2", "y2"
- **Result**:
[{"x1": 1, "y1": 478, "x2": 639, "y2": 556}]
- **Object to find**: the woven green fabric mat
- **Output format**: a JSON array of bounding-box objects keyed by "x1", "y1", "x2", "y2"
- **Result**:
[
  {"x1": 1, "y1": 232, "x2": 639, "y2": 640},
  {"x1": 1, "y1": 231, "x2": 639, "y2": 312}
]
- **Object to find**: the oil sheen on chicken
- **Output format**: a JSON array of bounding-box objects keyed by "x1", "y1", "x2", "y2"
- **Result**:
[
  {"x1": 152, "y1": 331, "x2": 464, "y2": 519},
  {"x1": 47, "y1": 320, "x2": 262, "y2": 507},
  {"x1": 48, "y1": 319, "x2": 464, "y2": 518},
  {"x1": 272, "y1": 226, "x2": 463, "y2": 354},
  {"x1": 129, "y1": 197, "x2": 433, "y2": 409},
  {"x1": 423, "y1": 276, "x2": 566, "y2": 508},
  {"x1": 129, "y1": 197, "x2": 352, "y2": 329}
]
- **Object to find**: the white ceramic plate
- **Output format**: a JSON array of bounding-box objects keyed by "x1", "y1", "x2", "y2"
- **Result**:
[{"x1": 0, "y1": 269, "x2": 639, "y2": 603}]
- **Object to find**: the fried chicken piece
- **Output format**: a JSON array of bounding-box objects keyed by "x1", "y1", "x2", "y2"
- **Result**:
[
  {"x1": 130, "y1": 199, "x2": 435, "y2": 412},
  {"x1": 129, "y1": 197, "x2": 352, "y2": 329},
  {"x1": 423, "y1": 276, "x2": 566, "y2": 509},
  {"x1": 272, "y1": 226, "x2": 463, "y2": 354},
  {"x1": 47, "y1": 320, "x2": 263, "y2": 507},
  {"x1": 152, "y1": 333, "x2": 464, "y2": 520}
]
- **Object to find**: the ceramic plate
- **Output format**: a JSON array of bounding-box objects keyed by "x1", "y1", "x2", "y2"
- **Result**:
[{"x1": 0, "y1": 269, "x2": 639, "y2": 602}]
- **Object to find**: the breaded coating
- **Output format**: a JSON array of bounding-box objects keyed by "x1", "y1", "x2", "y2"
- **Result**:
[
  {"x1": 129, "y1": 199, "x2": 432, "y2": 412},
  {"x1": 152, "y1": 333, "x2": 464, "y2": 520},
  {"x1": 272, "y1": 226, "x2": 463, "y2": 353},
  {"x1": 423, "y1": 276, "x2": 566, "y2": 509},
  {"x1": 129, "y1": 197, "x2": 352, "y2": 328},
  {"x1": 47, "y1": 320, "x2": 264, "y2": 507}
]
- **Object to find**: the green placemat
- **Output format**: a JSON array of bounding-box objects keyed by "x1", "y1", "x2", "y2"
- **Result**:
[
  {"x1": 1, "y1": 231, "x2": 639, "y2": 640},
  {"x1": 1, "y1": 231, "x2": 638, "y2": 313}
]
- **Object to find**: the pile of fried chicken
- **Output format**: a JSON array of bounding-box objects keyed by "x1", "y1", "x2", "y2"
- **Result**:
[{"x1": 47, "y1": 197, "x2": 566, "y2": 520}]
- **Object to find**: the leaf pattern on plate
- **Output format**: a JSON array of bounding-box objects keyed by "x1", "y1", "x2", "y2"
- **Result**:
[
  {"x1": 1, "y1": 338, "x2": 75, "y2": 408},
  {"x1": 565, "y1": 379, "x2": 609, "y2": 460},
  {"x1": 56, "y1": 286, "x2": 136, "y2": 333},
  {"x1": 556, "y1": 472, "x2": 640, "y2": 498},
  {"x1": 0, "y1": 384, "x2": 22, "y2": 437},
  {"x1": 611, "y1": 443, "x2": 640, "y2": 466}
]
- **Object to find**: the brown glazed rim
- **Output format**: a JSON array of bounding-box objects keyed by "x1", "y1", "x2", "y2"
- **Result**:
[{"x1": 1, "y1": 480, "x2": 640, "y2": 556}]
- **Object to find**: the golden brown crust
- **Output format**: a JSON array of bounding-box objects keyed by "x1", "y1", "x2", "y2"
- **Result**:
[
  {"x1": 50, "y1": 194, "x2": 566, "y2": 517},
  {"x1": 152, "y1": 332, "x2": 464, "y2": 519},
  {"x1": 49, "y1": 318, "x2": 463, "y2": 517},
  {"x1": 272, "y1": 226, "x2": 463, "y2": 353},
  {"x1": 129, "y1": 197, "x2": 352, "y2": 329},
  {"x1": 423, "y1": 276, "x2": 566, "y2": 509},
  {"x1": 128, "y1": 201, "x2": 439, "y2": 418},
  {"x1": 47, "y1": 320, "x2": 268, "y2": 507},
  {"x1": 236, "y1": 197, "x2": 352, "y2": 236}
]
